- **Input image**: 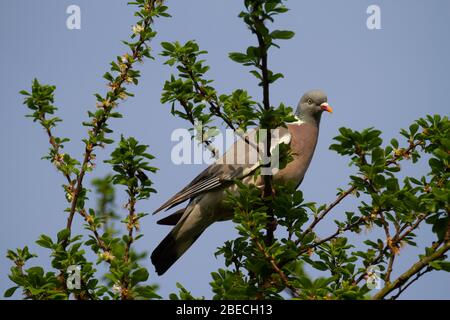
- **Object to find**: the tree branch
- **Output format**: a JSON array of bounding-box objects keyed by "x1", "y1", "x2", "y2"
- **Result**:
[
  {"x1": 298, "y1": 139, "x2": 423, "y2": 247},
  {"x1": 121, "y1": 193, "x2": 137, "y2": 300},
  {"x1": 251, "y1": 14, "x2": 275, "y2": 246},
  {"x1": 65, "y1": 0, "x2": 160, "y2": 239},
  {"x1": 296, "y1": 185, "x2": 358, "y2": 246},
  {"x1": 354, "y1": 212, "x2": 430, "y2": 285},
  {"x1": 372, "y1": 240, "x2": 450, "y2": 300},
  {"x1": 389, "y1": 267, "x2": 432, "y2": 300},
  {"x1": 38, "y1": 114, "x2": 73, "y2": 185},
  {"x1": 178, "y1": 99, "x2": 219, "y2": 158},
  {"x1": 185, "y1": 69, "x2": 260, "y2": 153},
  {"x1": 252, "y1": 236, "x2": 300, "y2": 298},
  {"x1": 298, "y1": 216, "x2": 366, "y2": 255}
]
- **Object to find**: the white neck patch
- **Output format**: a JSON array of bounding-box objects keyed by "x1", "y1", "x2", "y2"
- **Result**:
[{"x1": 290, "y1": 116, "x2": 305, "y2": 125}]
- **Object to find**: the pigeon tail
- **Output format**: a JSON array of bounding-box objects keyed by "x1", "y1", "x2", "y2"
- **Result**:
[
  {"x1": 156, "y1": 208, "x2": 185, "y2": 225},
  {"x1": 151, "y1": 206, "x2": 211, "y2": 275}
]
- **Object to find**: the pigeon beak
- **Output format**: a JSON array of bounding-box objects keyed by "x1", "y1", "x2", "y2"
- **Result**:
[{"x1": 320, "y1": 102, "x2": 333, "y2": 113}]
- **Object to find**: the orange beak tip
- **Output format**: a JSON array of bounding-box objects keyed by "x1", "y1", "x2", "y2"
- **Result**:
[{"x1": 320, "y1": 103, "x2": 333, "y2": 113}]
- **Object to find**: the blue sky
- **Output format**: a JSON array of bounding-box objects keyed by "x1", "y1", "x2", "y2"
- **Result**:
[{"x1": 0, "y1": 0, "x2": 449, "y2": 299}]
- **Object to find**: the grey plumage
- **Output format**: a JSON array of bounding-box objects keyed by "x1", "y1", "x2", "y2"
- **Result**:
[{"x1": 151, "y1": 90, "x2": 332, "y2": 275}]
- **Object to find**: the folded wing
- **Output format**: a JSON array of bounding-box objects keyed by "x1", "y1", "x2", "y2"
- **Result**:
[{"x1": 153, "y1": 127, "x2": 291, "y2": 214}]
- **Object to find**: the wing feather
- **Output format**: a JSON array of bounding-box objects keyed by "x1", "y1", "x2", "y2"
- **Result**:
[{"x1": 153, "y1": 127, "x2": 291, "y2": 214}]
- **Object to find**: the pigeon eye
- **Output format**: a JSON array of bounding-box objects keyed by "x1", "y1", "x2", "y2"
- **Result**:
[{"x1": 307, "y1": 98, "x2": 313, "y2": 105}]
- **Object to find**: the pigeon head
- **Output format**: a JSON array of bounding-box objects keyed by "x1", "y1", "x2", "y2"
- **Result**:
[{"x1": 295, "y1": 90, "x2": 332, "y2": 126}]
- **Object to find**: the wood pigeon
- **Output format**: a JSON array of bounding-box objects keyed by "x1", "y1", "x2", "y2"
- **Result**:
[{"x1": 151, "y1": 90, "x2": 332, "y2": 275}]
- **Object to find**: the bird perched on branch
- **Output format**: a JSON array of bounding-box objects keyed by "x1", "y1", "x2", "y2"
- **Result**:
[{"x1": 151, "y1": 90, "x2": 333, "y2": 275}]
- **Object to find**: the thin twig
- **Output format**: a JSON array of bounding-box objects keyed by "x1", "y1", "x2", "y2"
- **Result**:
[
  {"x1": 186, "y1": 69, "x2": 260, "y2": 153},
  {"x1": 79, "y1": 209, "x2": 109, "y2": 253},
  {"x1": 65, "y1": 1, "x2": 159, "y2": 239},
  {"x1": 252, "y1": 236, "x2": 301, "y2": 298},
  {"x1": 372, "y1": 240, "x2": 450, "y2": 300},
  {"x1": 178, "y1": 99, "x2": 218, "y2": 158},
  {"x1": 123, "y1": 197, "x2": 136, "y2": 264},
  {"x1": 296, "y1": 185, "x2": 358, "y2": 246},
  {"x1": 396, "y1": 213, "x2": 427, "y2": 243},
  {"x1": 354, "y1": 212, "x2": 430, "y2": 285},
  {"x1": 385, "y1": 255, "x2": 395, "y2": 285},
  {"x1": 121, "y1": 194, "x2": 137, "y2": 300},
  {"x1": 370, "y1": 212, "x2": 428, "y2": 280},
  {"x1": 39, "y1": 114, "x2": 73, "y2": 185},
  {"x1": 297, "y1": 139, "x2": 423, "y2": 247},
  {"x1": 389, "y1": 267, "x2": 433, "y2": 300},
  {"x1": 378, "y1": 211, "x2": 396, "y2": 284},
  {"x1": 298, "y1": 216, "x2": 366, "y2": 255}
]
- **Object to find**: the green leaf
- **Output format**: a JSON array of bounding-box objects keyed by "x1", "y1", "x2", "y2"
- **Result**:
[
  {"x1": 228, "y1": 52, "x2": 251, "y2": 64},
  {"x1": 4, "y1": 286, "x2": 18, "y2": 298},
  {"x1": 36, "y1": 234, "x2": 54, "y2": 249},
  {"x1": 311, "y1": 260, "x2": 328, "y2": 271},
  {"x1": 169, "y1": 293, "x2": 179, "y2": 300},
  {"x1": 431, "y1": 217, "x2": 450, "y2": 241},
  {"x1": 131, "y1": 267, "x2": 149, "y2": 286},
  {"x1": 133, "y1": 285, "x2": 161, "y2": 299},
  {"x1": 270, "y1": 30, "x2": 295, "y2": 40},
  {"x1": 429, "y1": 261, "x2": 450, "y2": 272},
  {"x1": 409, "y1": 123, "x2": 419, "y2": 136},
  {"x1": 57, "y1": 229, "x2": 71, "y2": 243},
  {"x1": 161, "y1": 41, "x2": 175, "y2": 52}
]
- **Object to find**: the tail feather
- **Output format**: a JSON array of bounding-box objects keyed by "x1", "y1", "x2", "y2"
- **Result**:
[
  {"x1": 151, "y1": 207, "x2": 210, "y2": 275},
  {"x1": 151, "y1": 232, "x2": 181, "y2": 276},
  {"x1": 156, "y1": 208, "x2": 185, "y2": 226}
]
